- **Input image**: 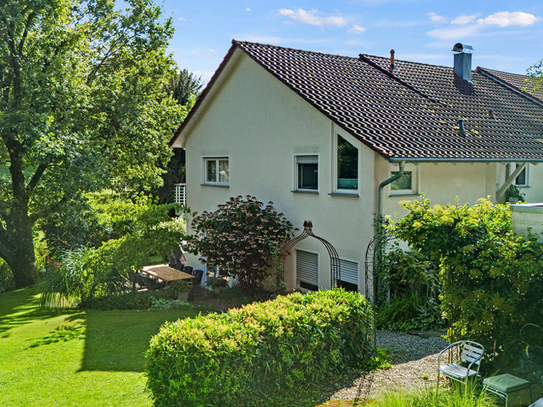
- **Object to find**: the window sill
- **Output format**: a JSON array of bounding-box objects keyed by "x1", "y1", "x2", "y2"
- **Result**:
[
  {"x1": 389, "y1": 192, "x2": 418, "y2": 197},
  {"x1": 292, "y1": 190, "x2": 319, "y2": 194},
  {"x1": 329, "y1": 192, "x2": 359, "y2": 198},
  {"x1": 200, "y1": 183, "x2": 230, "y2": 188},
  {"x1": 516, "y1": 185, "x2": 531, "y2": 189}
]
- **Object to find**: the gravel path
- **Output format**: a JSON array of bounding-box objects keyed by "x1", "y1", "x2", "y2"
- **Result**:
[{"x1": 331, "y1": 330, "x2": 448, "y2": 402}]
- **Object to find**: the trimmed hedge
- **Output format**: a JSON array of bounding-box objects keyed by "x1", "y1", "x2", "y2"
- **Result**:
[{"x1": 146, "y1": 289, "x2": 372, "y2": 406}]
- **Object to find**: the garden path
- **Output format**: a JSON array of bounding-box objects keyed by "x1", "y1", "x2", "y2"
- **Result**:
[{"x1": 331, "y1": 330, "x2": 448, "y2": 402}]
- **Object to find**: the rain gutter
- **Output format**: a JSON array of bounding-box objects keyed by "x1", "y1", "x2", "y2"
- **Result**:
[{"x1": 388, "y1": 157, "x2": 543, "y2": 164}]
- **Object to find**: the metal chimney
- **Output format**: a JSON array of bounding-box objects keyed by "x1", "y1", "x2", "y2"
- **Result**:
[{"x1": 452, "y1": 43, "x2": 473, "y2": 83}]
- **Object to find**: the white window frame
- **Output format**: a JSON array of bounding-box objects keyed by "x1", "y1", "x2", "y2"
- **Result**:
[
  {"x1": 331, "y1": 129, "x2": 360, "y2": 195},
  {"x1": 293, "y1": 153, "x2": 319, "y2": 192},
  {"x1": 513, "y1": 163, "x2": 530, "y2": 188},
  {"x1": 202, "y1": 156, "x2": 229, "y2": 186},
  {"x1": 295, "y1": 249, "x2": 319, "y2": 292},
  {"x1": 389, "y1": 163, "x2": 419, "y2": 196}
]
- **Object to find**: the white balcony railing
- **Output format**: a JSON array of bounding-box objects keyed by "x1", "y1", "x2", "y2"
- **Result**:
[{"x1": 174, "y1": 183, "x2": 186, "y2": 206}]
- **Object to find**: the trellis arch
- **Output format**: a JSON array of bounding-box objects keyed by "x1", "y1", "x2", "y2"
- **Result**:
[{"x1": 280, "y1": 220, "x2": 340, "y2": 288}]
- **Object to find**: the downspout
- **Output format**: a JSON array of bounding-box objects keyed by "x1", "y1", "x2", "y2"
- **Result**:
[
  {"x1": 371, "y1": 160, "x2": 405, "y2": 325},
  {"x1": 376, "y1": 161, "x2": 405, "y2": 235}
]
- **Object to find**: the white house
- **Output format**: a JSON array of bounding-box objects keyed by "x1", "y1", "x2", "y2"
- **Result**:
[{"x1": 170, "y1": 40, "x2": 543, "y2": 294}]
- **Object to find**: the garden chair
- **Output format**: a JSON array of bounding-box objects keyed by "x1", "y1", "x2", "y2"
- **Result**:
[
  {"x1": 437, "y1": 340, "x2": 484, "y2": 391},
  {"x1": 169, "y1": 245, "x2": 186, "y2": 271}
]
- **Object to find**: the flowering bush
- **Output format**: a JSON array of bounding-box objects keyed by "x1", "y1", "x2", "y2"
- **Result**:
[{"x1": 186, "y1": 196, "x2": 293, "y2": 290}]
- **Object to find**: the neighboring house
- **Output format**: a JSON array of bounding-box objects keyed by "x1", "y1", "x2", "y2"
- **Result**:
[{"x1": 170, "y1": 40, "x2": 543, "y2": 294}]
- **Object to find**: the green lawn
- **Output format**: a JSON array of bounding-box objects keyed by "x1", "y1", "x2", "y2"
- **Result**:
[{"x1": 0, "y1": 288, "x2": 201, "y2": 406}]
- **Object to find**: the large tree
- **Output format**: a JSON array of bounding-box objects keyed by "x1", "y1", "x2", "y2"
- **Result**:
[{"x1": 0, "y1": 0, "x2": 183, "y2": 288}]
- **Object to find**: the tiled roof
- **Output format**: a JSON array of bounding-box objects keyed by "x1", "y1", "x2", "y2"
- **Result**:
[
  {"x1": 173, "y1": 40, "x2": 543, "y2": 162},
  {"x1": 476, "y1": 67, "x2": 543, "y2": 104}
]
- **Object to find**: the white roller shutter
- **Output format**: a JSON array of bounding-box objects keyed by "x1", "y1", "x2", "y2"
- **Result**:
[
  {"x1": 296, "y1": 250, "x2": 318, "y2": 287},
  {"x1": 339, "y1": 259, "x2": 358, "y2": 286}
]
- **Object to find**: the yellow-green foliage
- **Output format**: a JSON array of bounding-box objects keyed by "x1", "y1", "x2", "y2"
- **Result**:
[
  {"x1": 146, "y1": 289, "x2": 372, "y2": 407},
  {"x1": 388, "y1": 197, "x2": 543, "y2": 371}
]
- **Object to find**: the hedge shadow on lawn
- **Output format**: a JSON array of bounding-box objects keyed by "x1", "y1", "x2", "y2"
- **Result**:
[{"x1": 80, "y1": 308, "x2": 200, "y2": 372}]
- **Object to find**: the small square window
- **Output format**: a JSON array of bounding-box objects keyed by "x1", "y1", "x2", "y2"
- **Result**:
[
  {"x1": 296, "y1": 155, "x2": 318, "y2": 190},
  {"x1": 389, "y1": 166, "x2": 418, "y2": 196},
  {"x1": 391, "y1": 171, "x2": 413, "y2": 191},
  {"x1": 204, "y1": 157, "x2": 229, "y2": 185}
]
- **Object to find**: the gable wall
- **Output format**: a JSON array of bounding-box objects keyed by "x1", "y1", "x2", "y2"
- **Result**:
[{"x1": 183, "y1": 52, "x2": 376, "y2": 292}]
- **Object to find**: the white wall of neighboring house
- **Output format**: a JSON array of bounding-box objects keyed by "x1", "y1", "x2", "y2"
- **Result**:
[
  {"x1": 495, "y1": 163, "x2": 543, "y2": 204},
  {"x1": 379, "y1": 160, "x2": 497, "y2": 222},
  {"x1": 179, "y1": 49, "x2": 527, "y2": 293}
]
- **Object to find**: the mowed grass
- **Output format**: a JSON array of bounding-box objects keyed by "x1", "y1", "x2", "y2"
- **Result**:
[{"x1": 0, "y1": 288, "x2": 201, "y2": 406}]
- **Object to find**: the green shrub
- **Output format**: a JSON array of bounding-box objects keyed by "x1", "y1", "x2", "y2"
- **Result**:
[
  {"x1": 146, "y1": 289, "x2": 372, "y2": 407},
  {"x1": 376, "y1": 294, "x2": 445, "y2": 331},
  {"x1": 388, "y1": 197, "x2": 543, "y2": 372}
]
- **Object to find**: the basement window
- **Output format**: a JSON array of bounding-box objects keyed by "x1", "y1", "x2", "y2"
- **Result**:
[{"x1": 296, "y1": 249, "x2": 319, "y2": 291}]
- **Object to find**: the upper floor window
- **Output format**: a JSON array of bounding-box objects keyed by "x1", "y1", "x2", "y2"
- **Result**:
[
  {"x1": 390, "y1": 165, "x2": 418, "y2": 196},
  {"x1": 337, "y1": 135, "x2": 358, "y2": 190},
  {"x1": 295, "y1": 155, "x2": 318, "y2": 191},
  {"x1": 204, "y1": 157, "x2": 229, "y2": 185},
  {"x1": 514, "y1": 164, "x2": 529, "y2": 187},
  {"x1": 391, "y1": 171, "x2": 413, "y2": 193}
]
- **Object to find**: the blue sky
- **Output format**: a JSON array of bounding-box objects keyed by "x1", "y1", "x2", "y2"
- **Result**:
[{"x1": 161, "y1": 0, "x2": 543, "y2": 83}]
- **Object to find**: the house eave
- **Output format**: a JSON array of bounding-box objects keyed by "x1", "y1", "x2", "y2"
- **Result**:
[{"x1": 388, "y1": 157, "x2": 543, "y2": 164}]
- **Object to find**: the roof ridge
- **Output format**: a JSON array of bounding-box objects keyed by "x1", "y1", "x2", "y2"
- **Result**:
[
  {"x1": 361, "y1": 53, "x2": 456, "y2": 71},
  {"x1": 233, "y1": 40, "x2": 358, "y2": 61}
]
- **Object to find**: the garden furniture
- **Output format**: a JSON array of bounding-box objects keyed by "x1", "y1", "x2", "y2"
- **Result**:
[
  {"x1": 483, "y1": 374, "x2": 533, "y2": 407},
  {"x1": 141, "y1": 264, "x2": 194, "y2": 283},
  {"x1": 437, "y1": 340, "x2": 484, "y2": 391}
]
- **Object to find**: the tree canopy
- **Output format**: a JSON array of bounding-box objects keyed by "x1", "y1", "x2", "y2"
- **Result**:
[{"x1": 0, "y1": 0, "x2": 184, "y2": 287}]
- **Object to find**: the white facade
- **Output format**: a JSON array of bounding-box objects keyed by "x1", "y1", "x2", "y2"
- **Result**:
[{"x1": 176, "y1": 50, "x2": 537, "y2": 293}]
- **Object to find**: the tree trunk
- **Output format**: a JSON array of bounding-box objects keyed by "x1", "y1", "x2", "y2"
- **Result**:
[
  {"x1": 2, "y1": 215, "x2": 39, "y2": 289},
  {"x1": 6, "y1": 244, "x2": 38, "y2": 289}
]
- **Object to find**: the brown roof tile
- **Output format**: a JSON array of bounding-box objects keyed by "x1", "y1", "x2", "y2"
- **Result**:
[
  {"x1": 174, "y1": 40, "x2": 543, "y2": 162},
  {"x1": 476, "y1": 67, "x2": 543, "y2": 104}
]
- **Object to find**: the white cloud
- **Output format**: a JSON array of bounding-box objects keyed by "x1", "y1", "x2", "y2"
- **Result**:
[
  {"x1": 348, "y1": 24, "x2": 366, "y2": 34},
  {"x1": 427, "y1": 12, "x2": 447, "y2": 23},
  {"x1": 426, "y1": 24, "x2": 481, "y2": 40},
  {"x1": 246, "y1": 7, "x2": 251, "y2": 12},
  {"x1": 451, "y1": 15, "x2": 477, "y2": 25},
  {"x1": 278, "y1": 8, "x2": 347, "y2": 28},
  {"x1": 372, "y1": 19, "x2": 423, "y2": 28},
  {"x1": 477, "y1": 11, "x2": 539, "y2": 27},
  {"x1": 178, "y1": 17, "x2": 186, "y2": 21}
]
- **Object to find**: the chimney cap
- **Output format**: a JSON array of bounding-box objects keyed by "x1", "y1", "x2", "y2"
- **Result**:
[{"x1": 452, "y1": 43, "x2": 473, "y2": 53}]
